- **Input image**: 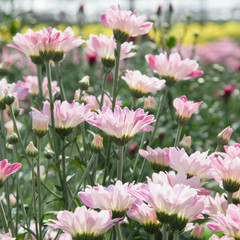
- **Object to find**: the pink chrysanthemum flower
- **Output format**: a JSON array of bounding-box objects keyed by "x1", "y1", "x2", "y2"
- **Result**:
[
  {"x1": 22, "y1": 76, "x2": 60, "y2": 98},
  {"x1": 223, "y1": 143, "x2": 240, "y2": 159},
  {"x1": 126, "y1": 201, "x2": 161, "y2": 233},
  {"x1": 87, "y1": 34, "x2": 135, "y2": 68},
  {"x1": 173, "y1": 96, "x2": 202, "y2": 125},
  {"x1": 31, "y1": 107, "x2": 49, "y2": 138},
  {"x1": 207, "y1": 204, "x2": 240, "y2": 239},
  {"x1": 169, "y1": 147, "x2": 213, "y2": 179},
  {"x1": 211, "y1": 155, "x2": 240, "y2": 193},
  {"x1": 0, "y1": 159, "x2": 21, "y2": 188},
  {"x1": 209, "y1": 235, "x2": 234, "y2": 240},
  {"x1": 48, "y1": 206, "x2": 114, "y2": 239},
  {"x1": 101, "y1": 5, "x2": 153, "y2": 43},
  {"x1": 122, "y1": 70, "x2": 165, "y2": 98},
  {"x1": 8, "y1": 27, "x2": 84, "y2": 64},
  {"x1": 146, "y1": 52, "x2": 203, "y2": 86},
  {"x1": 78, "y1": 180, "x2": 137, "y2": 218},
  {"x1": 87, "y1": 106, "x2": 155, "y2": 146},
  {"x1": 139, "y1": 146, "x2": 169, "y2": 171},
  {"x1": 43, "y1": 100, "x2": 92, "y2": 138}
]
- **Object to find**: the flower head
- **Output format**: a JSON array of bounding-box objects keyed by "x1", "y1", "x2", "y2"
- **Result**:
[
  {"x1": 144, "y1": 96, "x2": 155, "y2": 113},
  {"x1": 216, "y1": 126, "x2": 233, "y2": 146},
  {"x1": 48, "y1": 206, "x2": 114, "y2": 239},
  {"x1": 173, "y1": 96, "x2": 202, "y2": 125},
  {"x1": 0, "y1": 159, "x2": 21, "y2": 188},
  {"x1": 78, "y1": 180, "x2": 137, "y2": 218},
  {"x1": 101, "y1": 5, "x2": 152, "y2": 42},
  {"x1": 87, "y1": 106, "x2": 155, "y2": 146},
  {"x1": 223, "y1": 143, "x2": 240, "y2": 159},
  {"x1": 122, "y1": 70, "x2": 165, "y2": 98},
  {"x1": 146, "y1": 52, "x2": 203, "y2": 86}
]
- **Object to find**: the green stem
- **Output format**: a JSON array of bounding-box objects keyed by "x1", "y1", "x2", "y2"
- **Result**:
[
  {"x1": 131, "y1": 97, "x2": 137, "y2": 110},
  {"x1": 228, "y1": 192, "x2": 233, "y2": 204},
  {"x1": 173, "y1": 230, "x2": 179, "y2": 240},
  {"x1": 117, "y1": 146, "x2": 124, "y2": 181},
  {"x1": 174, "y1": 125, "x2": 183, "y2": 147},
  {"x1": 68, "y1": 153, "x2": 96, "y2": 210},
  {"x1": 0, "y1": 200, "x2": 8, "y2": 232},
  {"x1": 137, "y1": 159, "x2": 147, "y2": 182},
  {"x1": 54, "y1": 62, "x2": 66, "y2": 101},
  {"x1": 112, "y1": 41, "x2": 121, "y2": 111},
  {"x1": 31, "y1": 157, "x2": 39, "y2": 239},
  {"x1": 37, "y1": 137, "x2": 42, "y2": 240},
  {"x1": 102, "y1": 137, "x2": 112, "y2": 185},
  {"x1": 36, "y1": 64, "x2": 44, "y2": 100},
  {"x1": 92, "y1": 153, "x2": 99, "y2": 185},
  {"x1": 78, "y1": 89, "x2": 83, "y2": 104},
  {"x1": 107, "y1": 161, "x2": 117, "y2": 185},
  {"x1": 162, "y1": 224, "x2": 169, "y2": 240},
  {"x1": 131, "y1": 132, "x2": 146, "y2": 181},
  {"x1": 115, "y1": 222, "x2": 123, "y2": 240},
  {"x1": 215, "y1": 144, "x2": 222, "y2": 152},
  {"x1": 61, "y1": 137, "x2": 68, "y2": 207},
  {"x1": 1, "y1": 109, "x2": 6, "y2": 158},
  {"x1": 100, "y1": 70, "x2": 108, "y2": 109},
  {"x1": 151, "y1": 86, "x2": 169, "y2": 142},
  {"x1": 149, "y1": 234, "x2": 155, "y2": 240},
  {"x1": 81, "y1": 123, "x2": 88, "y2": 165}
]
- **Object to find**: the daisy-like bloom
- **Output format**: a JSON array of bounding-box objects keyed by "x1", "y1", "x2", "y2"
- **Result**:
[
  {"x1": 207, "y1": 204, "x2": 240, "y2": 240},
  {"x1": 78, "y1": 180, "x2": 137, "y2": 218},
  {"x1": 22, "y1": 76, "x2": 60, "y2": 98},
  {"x1": 151, "y1": 171, "x2": 211, "y2": 196},
  {"x1": 0, "y1": 233, "x2": 16, "y2": 240},
  {"x1": 8, "y1": 27, "x2": 85, "y2": 64},
  {"x1": 211, "y1": 155, "x2": 240, "y2": 193},
  {"x1": 145, "y1": 52, "x2": 203, "y2": 86},
  {"x1": 169, "y1": 147, "x2": 213, "y2": 179},
  {"x1": 209, "y1": 235, "x2": 234, "y2": 240},
  {"x1": 0, "y1": 159, "x2": 21, "y2": 188},
  {"x1": 101, "y1": 5, "x2": 153, "y2": 43},
  {"x1": 87, "y1": 106, "x2": 155, "y2": 146},
  {"x1": 139, "y1": 146, "x2": 169, "y2": 172},
  {"x1": 173, "y1": 96, "x2": 202, "y2": 125},
  {"x1": 122, "y1": 70, "x2": 165, "y2": 98},
  {"x1": 126, "y1": 201, "x2": 161, "y2": 233},
  {"x1": 223, "y1": 143, "x2": 240, "y2": 159},
  {"x1": 48, "y1": 206, "x2": 114, "y2": 240},
  {"x1": 43, "y1": 100, "x2": 92, "y2": 138},
  {"x1": 190, "y1": 223, "x2": 204, "y2": 240},
  {"x1": 87, "y1": 34, "x2": 135, "y2": 68},
  {"x1": 91, "y1": 134, "x2": 103, "y2": 153},
  {"x1": 144, "y1": 96, "x2": 155, "y2": 114},
  {"x1": 202, "y1": 193, "x2": 228, "y2": 216},
  {"x1": 139, "y1": 181, "x2": 204, "y2": 232},
  {"x1": 31, "y1": 107, "x2": 49, "y2": 138},
  {"x1": 216, "y1": 126, "x2": 233, "y2": 146}
]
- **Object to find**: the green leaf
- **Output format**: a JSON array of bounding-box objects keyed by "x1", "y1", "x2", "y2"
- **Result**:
[{"x1": 167, "y1": 36, "x2": 176, "y2": 49}]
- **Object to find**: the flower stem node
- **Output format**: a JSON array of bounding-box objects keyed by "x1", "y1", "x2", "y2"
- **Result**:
[
  {"x1": 175, "y1": 114, "x2": 189, "y2": 126},
  {"x1": 112, "y1": 135, "x2": 131, "y2": 146},
  {"x1": 113, "y1": 29, "x2": 129, "y2": 43},
  {"x1": 26, "y1": 141, "x2": 38, "y2": 158},
  {"x1": 143, "y1": 223, "x2": 162, "y2": 234},
  {"x1": 223, "y1": 179, "x2": 240, "y2": 193}
]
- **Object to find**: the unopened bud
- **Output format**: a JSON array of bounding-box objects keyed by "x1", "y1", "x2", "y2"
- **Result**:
[
  {"x1": 91, "y1": 134, "x2": 103, "y2": 152},
  {"x1": 6, "y1": 130, "x2": 18, "y2": 145},
  {"x1": 190, "y1": 223, "x2": 204, "y2": 240},
  {"x1": 216, "y1": 126, "x2": 233, "y2": 146},
  {"x1": 79, "y1": 76, "x2": 90, "y2": 91},
  {"x1": 3, "y1": 92, "x2": 15, "y2": 105},
  {"x1": 7, "y1": 97, "x2": 20, "y2": 117},
  {"x1": 156, "y1": 5, "x2": 162, "y2": 16},
  {"x1": 26, "y1": 141, "x2": 38, "y2": 158},
  {"x1": 44, "y1": 143, "x2": 54, "y2": 159},
  {"x1": 179, "y1": 136, "x2": 191, "y2": 151},
  {"x1": 10, "y1": 193, "x2": 16, "y2": 206},
  {"x1": 144, "y1": 96, "x2": 155, "y2": 114},
  {"x1": 169, "y1": 3, "x2": 173, "y2": 13}
]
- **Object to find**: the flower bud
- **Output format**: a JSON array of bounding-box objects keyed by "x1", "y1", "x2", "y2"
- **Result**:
[
  {"x1": 79, "y1": 76, "x2": 90, "y2": 91},
  {"x1": 190, "y1": 223, "x2": 204, "y2": 240},
  {"x1": 144, "y1": 96, "x2": 155, "y2": 114},
  {"x1": 26, "y1": 141, "x2": 38, "y2": 158},
  {"x1": 44, "y1": 143, "x2": 54, "y2": 159},
  {"x1": 169, "y1": 3, "x2": 173, "y2": 13},
  {"x1": 216, "y1": 126, "x2": 233, "y2": 146},
  {"x1": 91, "y1": 134, "x2": 103, "y2": 152},
  {"x1": 129, "y1": 142, "x2": 137, "y2": 155},
  {"x1": 156, "y1": 5, "x2": 162, "y2": 16},
  {"x1": 179, "y1": 136, "x2": 191, "y2": 151},
  {"x1": 6, "y1": 130, "x2": 18, "y2": 145},
  {"x1": 3, "y1": 92, "x2": 15, "y2": 105},
  {"x1": 7, "y1": 97, "x2": 20, "y2": 118},
  {"x1": 10, "y1": 193, "x2": 16, "y2": 206}
]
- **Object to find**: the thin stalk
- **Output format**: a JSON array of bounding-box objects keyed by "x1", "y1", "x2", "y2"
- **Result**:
[
  {"x1": 131, "y1": 132, "x2": 146, "y2": 181},
  {"x1": 117, "y1": 146, "x2": 124, "y2": 181},
  {"x1": 107, "y1": 161, "x2": 117, "y2": 185},
  {"x1": 228, "y1": 192, "x2": 233, "y2": 204},
  {"x1": 1, "y1": 109, "x2": 6, "y2": 158},
  {"x1": 92, "y1": 153, "x2": 98, "y2": 185},
  {"x1": 162, "y1": 224, "x2": 169, "y2": 240},
  {"x1": 102, "y1": 136, "x2": 112, "y2": 185},
  {"x1": 112, "y1": 41, "x2": 121, "y2": 111},
  {"x1": 37, "y1": 137, "x2": 42, "y2": 240},
  {"x1": 115, "y1": 222, "x2": 123, "y2": 240},
  {"x1": 36, "y1": 64, "x2": 43, "y2": 100},
  {"x1": 31, "y1": 157, "x2": 38, "y2": 238},
  {"x1": 174, "y1": 125, "x2": 183, "y2": 147},
  {"x1": 68, "y1": 153, "x2": 96, "y2": 210},
  {"x1": 215, "y1": 144, "x2": 222, "y2": 152},
  {"x1": 54, "y1": 62, "x2": 66, "y2": 101},
  {"x1": 149, "y1": 234, "x2": 155, "y2": 240},
  {"x1": 100, "y1": 70, "x2": 108, "y2": 109},
  {"x1": 61, "y1": 137, "x2": 68, "y2": 207},
  {"x1": 81, "y1": 123, "x2": 88, "y2": 165},
  {"x1": 0, "y1": 200, "x2": 8, "y2": 232},
  {"x1": 131, "y1": 97, "x2": 137, "y2": 110},
  {"x1": 173, "y1": 230, "x2": 179, "y2": 240},
  {"x1": 151, "y1": 86, "x2": 169, "y2": 142},
  {"x1": 137, "y1": 159, "x2": 147, "y2": 182}
]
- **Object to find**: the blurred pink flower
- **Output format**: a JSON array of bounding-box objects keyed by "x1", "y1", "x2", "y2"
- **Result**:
[
  {"x1": 146, "y1": 52, "x2": 203, "y2": 85},
  {"x1": 48, "y1": 206, "x2": 114, "y2": 238},
  {"x1": 144, "y1": 96, "x2": 155, "y2": 112},
  {"x1": 84, "y1": 47, "x2": 99, "y2": 65},
  {"x1": 87, "y1": 106, "x2": 155, "y2": 145},
  {"x1": 78, "y1": 180, "x2": 137, "y2": 217},
  {"x1": 216, "y1": 126, "x2": 233, "y2": 146},
  {"x1": 190, "y1": 223, "x2": 204, "y2": 240},
  {"x1": 0, "y1": 232, "x2": 15, "y2": 240},
  {"x1": 122, "y1": 70, "x2": 165, "y2": 97},
  {"x1": 209, "y1": 234, "x2": 234, "y2": 240},
  {"x1": 207, "y1": 204, "x2": 240, "y2": 239},
  {"x1": 101, "y1": 5, "x2": 152, "y2": 42},
  {"x1": 169, "y1": 148, "x2": 213, "y2": 179},
  {"x1": 0, "y1": 159, "x2": 21, "y2": 184}
]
